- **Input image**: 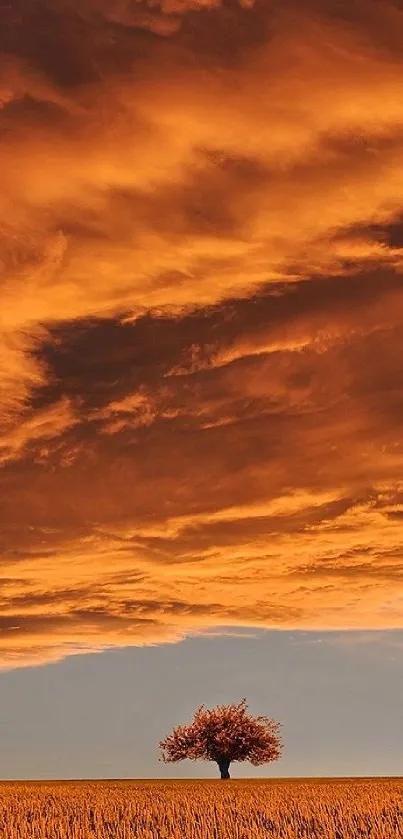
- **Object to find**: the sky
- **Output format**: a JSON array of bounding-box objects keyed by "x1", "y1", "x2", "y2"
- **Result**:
[{"x1": 0, "y1": 0, "x2": 403, "y2": 778}]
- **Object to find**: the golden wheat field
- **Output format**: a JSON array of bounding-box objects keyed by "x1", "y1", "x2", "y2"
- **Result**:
[{"x1": 0, "y1": 778, "x2": 402, "y2": 839}]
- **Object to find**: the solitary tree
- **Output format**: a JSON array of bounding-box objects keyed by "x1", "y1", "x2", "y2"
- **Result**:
[{"x1": 158, "y1": 698, "x2": 283, "y2": 779}]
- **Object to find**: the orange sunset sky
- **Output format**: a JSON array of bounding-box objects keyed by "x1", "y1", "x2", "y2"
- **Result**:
[{"x1": 1, "y1": 0, "x2": 403, "y2": 683}]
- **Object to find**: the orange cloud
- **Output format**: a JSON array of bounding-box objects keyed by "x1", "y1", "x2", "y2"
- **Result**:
[
  {"x1": 0, "y1": 0, "x2": 402, "y2": 668},
  {"x1": 0, "y1": 397, "x2": 78, "y2": 465}
]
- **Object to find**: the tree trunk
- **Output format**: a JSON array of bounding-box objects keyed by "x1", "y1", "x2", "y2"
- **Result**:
[{"x1": 217, "y1": 758, "x2": 231, "y2": 779}]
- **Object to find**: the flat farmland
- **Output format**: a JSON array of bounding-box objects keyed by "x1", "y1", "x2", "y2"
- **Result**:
[{"x1": 0, "y1": 778, "x2": 402, "y2": 838}]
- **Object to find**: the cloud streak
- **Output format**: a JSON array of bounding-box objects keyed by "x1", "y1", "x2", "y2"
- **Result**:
[{"x1": 0, "y1": 0, "x2": 403, "y2": 668}]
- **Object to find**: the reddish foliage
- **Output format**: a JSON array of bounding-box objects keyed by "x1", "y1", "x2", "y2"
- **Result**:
[{"x1": 158, "y1": 698, "x2": 283, "y2": 768}]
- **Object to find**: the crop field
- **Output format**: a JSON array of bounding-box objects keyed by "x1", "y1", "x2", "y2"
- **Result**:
[{"x1": 0, "y1": 778, "x2": 402, "y2": 838}]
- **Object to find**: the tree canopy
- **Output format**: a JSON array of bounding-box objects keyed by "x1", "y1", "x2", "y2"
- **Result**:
[{"x1": 158, "y1": 698, "x2": 283, "y2": 778}]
